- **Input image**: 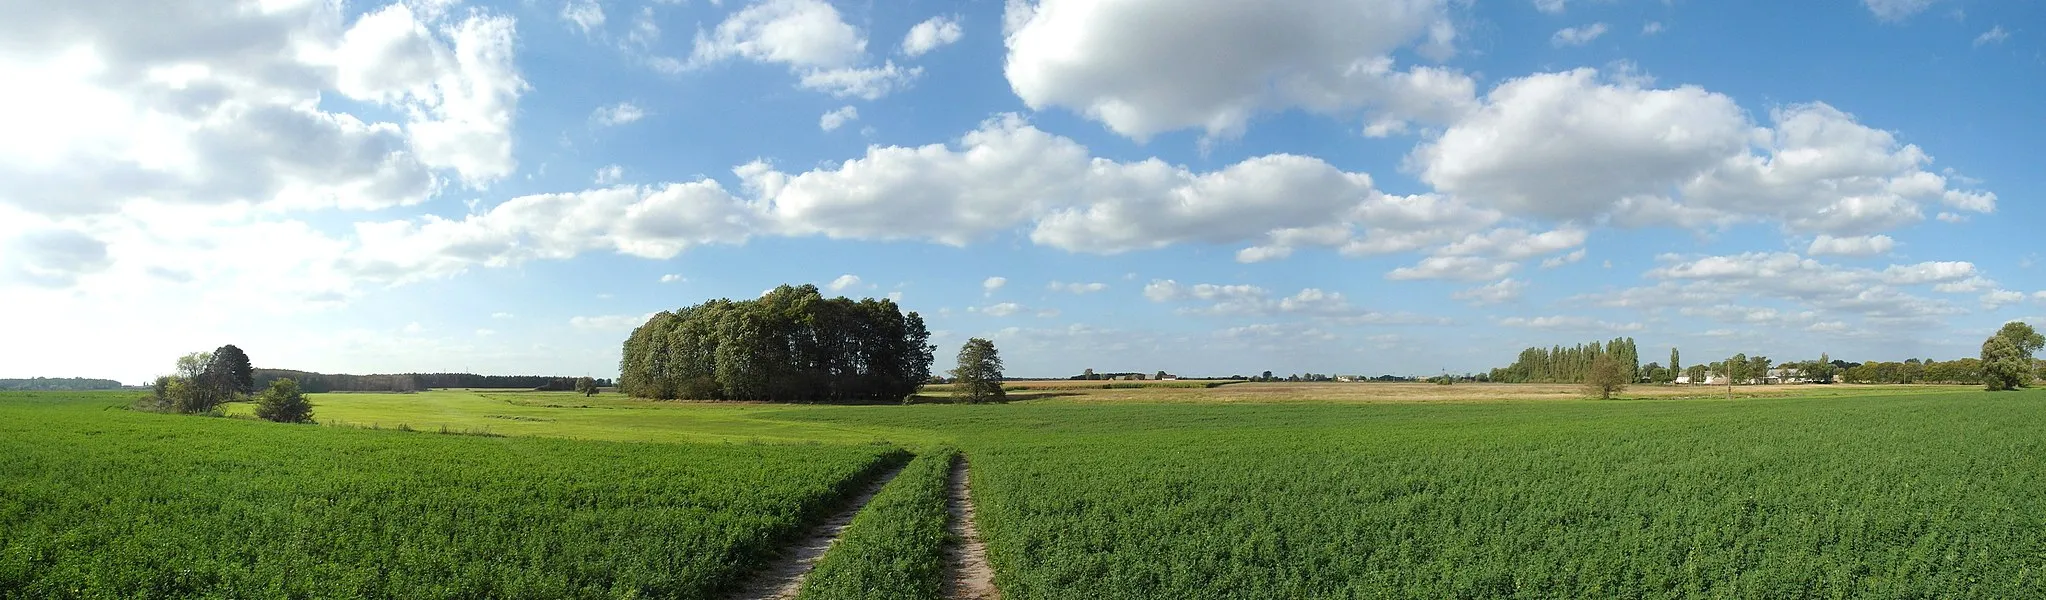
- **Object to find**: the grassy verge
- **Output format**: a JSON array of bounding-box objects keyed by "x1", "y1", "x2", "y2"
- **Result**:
[{"x1": 796, "y1": 446, "x2": 961, "y2": 600}]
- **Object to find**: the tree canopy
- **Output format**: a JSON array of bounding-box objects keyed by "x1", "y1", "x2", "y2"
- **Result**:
[
  {"x1": 1584, "y1": 355, "x2": 1630, "y2": 399},
  {"x1": 208, "y1": 344, "x2": 255, "y2": 396},
  {"x1": 146, "y1": 347, "x2": 257, "y2": 414},
  {"x1": 253, "y1": 378, "x2": 314, "y2": 424},
  {"x1": 951, "y1": 338, "x2": 1006, "y2": 404},
  {"x1": 0, "y1": 378, "x2": 122, "y2": 391},
  {"x1": 1491, "y1": 338, "x2": 1640, "y2": 384},
  {"x1": 618, "y1": 284, "x2": 934, "y2": 402},
  {"x1": 1982, "y1": 321, "x2": 2045, "y2": 391}
]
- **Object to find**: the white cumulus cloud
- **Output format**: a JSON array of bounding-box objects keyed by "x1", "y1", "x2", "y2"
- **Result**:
[
  {"x1": 1807, "y1": 234, "x2": 1896, "y2": 257},
  {"x1": 1551, "y1": 23, "x2": 1608, "y2": 46},
  {"x1": 1002, "y1": 0, "x2": 1471, "y2": 141},
  {"x1": 819, "y1": 105, "x2": 859, "y2": 131},
  {"x1": 902, "y1": 16, "x2": 964, "y2": 57},
  {"x1": 593, "y1": 102, "x2": 647, "y2": 126}
]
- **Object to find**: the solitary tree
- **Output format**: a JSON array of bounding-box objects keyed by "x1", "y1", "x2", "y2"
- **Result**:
[
  {"x1": 1584, "y1": 354, "x2": 1629, "y2": 399},
  {"x1": 575, "y1": 377, "x2": 600, "y2": 397},
  {"x1": 254, "y1": 378, "x2": 314, "y2": 423},
  {"x1": 1982, "y1": 321, "x2": 2045, "y2": 391},
  {"x1": 1669, "y1": 348, "x2": 1681, "y2": 381},
  {"x1": 950, "y1": 338, "x2": 1006, "y2": 404}
]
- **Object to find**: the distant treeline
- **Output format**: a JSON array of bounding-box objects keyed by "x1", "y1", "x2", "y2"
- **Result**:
[
  {"x1": 620, "y1": 285, "x2": 934, "y2": 402},
  {"x1": 252, "y1": 369, "x2": 613, "y2": 393},
  {"x1": 1491, "y1": 338, "x2": 1642, "y2": 384},
  {"x1": 1834, "y1": 359, "x2": 1983, "y2": 385},
  {"x1": 0, "y1": 377, "x2": 126, "y2": 390}
]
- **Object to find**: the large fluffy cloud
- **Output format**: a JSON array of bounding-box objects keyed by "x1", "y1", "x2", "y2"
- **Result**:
[
  {"x1": 1413, "y1": 68, "x2": 1995, "y2": 235},
  {"x1": 0, "y1": 0, "x2": 524, "y2": 218},
  {"x1": 342, "y1": 182, "x2": 759, "y2": 285},
  {"x1": 1003, "y1": 0, "x2": 1472, "y2": 140},
  {"x1": 1581, "y1": 252, "x2": 1980, "y2": 331},
  {"x1": 688, "y1": 0, "x2": 921, "y2": 99}
]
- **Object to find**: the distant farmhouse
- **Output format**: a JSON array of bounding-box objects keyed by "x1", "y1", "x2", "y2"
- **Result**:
[{"x1": 1070, "y1": 368, "x2": 1175, "y2": 381}]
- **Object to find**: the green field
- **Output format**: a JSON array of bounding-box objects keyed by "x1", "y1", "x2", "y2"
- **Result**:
[
  {"x1": 9, "y1": 385, "x2": 2046, "y2": 598},
  {"x1": 781, "y1": 393, "x2": 2046, "y2": 598},
  {"x1": 219, "y1": 388, "x2": 940, "y2": 445},
  {"x1": 0, "y1": 392, "x2": 902, "y2": 599}
]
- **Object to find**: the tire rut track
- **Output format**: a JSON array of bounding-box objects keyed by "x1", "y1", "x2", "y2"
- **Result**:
[
  {"x1": 943, "y1": 455, "x2": 1000, "y2": 600},
  {"x1": 727, "y1": 461, "x2": 908, "y2": 600}
]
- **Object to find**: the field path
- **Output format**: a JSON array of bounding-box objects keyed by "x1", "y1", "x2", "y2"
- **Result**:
[
  {"x1": 943, "y1": 455, "x2": 1000, "y2": 600},
  {"x1": 728, "y1": 462, "x2": 907, "y2": 600}
]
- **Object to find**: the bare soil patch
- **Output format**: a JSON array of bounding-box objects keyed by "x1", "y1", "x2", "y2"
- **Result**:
[{"x1": 943, "y1": 456, "x2": 999, "y2": 600}]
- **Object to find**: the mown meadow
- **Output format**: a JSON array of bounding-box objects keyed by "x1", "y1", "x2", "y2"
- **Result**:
[
  {"x1": 6, "y1": 385, "x2": 2045, "y2": 598},
  {"x1": 0, "y1": 392, "x2": 903, "y2": 599}
]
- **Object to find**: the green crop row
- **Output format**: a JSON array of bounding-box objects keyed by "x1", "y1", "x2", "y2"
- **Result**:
[
  {"x1": 773, "y1": 390, "x2": 2046, "y2": 599},
  {"x1": 797, "y1": 446, "x2": 960, "y2": 600},
  {"x1": 0, "y1": 392, "x2": 903, "y2": 599}
]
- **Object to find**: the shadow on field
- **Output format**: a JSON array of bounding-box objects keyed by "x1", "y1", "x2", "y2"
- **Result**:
[{"x1": 905, "y1": 391, "x2": 1080, "y2": 404}]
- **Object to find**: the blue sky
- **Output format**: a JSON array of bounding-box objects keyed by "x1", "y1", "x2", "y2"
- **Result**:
[{"x1": 1, "y1": 0, "x2": 2041, "y2": 383}]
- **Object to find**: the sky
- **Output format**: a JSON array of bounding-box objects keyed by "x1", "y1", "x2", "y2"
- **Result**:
[{"x1": 1, "y1": 0, "x2": 2042, "y2": 384}]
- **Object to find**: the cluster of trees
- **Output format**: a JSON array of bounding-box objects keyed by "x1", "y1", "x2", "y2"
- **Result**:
[
  {"x1": 140, "y1": 345, "x2": 255, "y2": 414},
  {"x1": 0, "y1": 377, "x2": 125, "y2": 390},
  {"x1": 619, "y1": 285, "x2": 935, "y2": 402},
  {"x1": 1491, "y1": 321, "x2": 2044, "y2": 394},
  {"x1": 254, "y1": 369, "x2": 421, "y2": 393},
  {"x1": 1830, "y1": 358, "x2": 1980, "y2": 384},
  {"x1": 1490, "y1": 338, "x2": 1641, "y2": 384}
]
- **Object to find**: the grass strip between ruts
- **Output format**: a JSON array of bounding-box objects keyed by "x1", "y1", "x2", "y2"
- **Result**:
[{"x1": 796, "y1": 446, "x2": 961, "y2": 600}]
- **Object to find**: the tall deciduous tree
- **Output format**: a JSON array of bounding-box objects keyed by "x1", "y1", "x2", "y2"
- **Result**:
[
  {"x1": 161, "y1": 351, "x2": 223, "y2": 414},
  {"x1": 1982, "y1": 321, "x2": 2045, "y2": 391},
  {"x1": 254, "y1": 378, "x2": 314, "y2": 423},
  {"x1": 208, "y1": 344, "x2": 255, "y2": 396},
  {"x1": 575, "y1": 377, "x2": 599, "y2": 397},
  {"x1": 950, "y1": 338, "x2": 1005, "y2": 404},
  {"x1": 1584, "y1": 355, "x2": 1629, "y2": 400}
]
